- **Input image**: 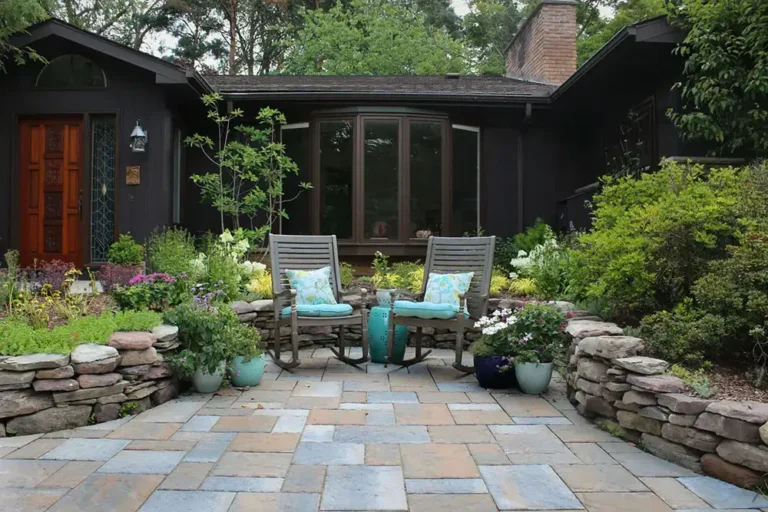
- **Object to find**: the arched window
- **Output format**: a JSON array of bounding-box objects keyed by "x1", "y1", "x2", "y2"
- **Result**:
[{"x1": 36, "y1": 55, "x2": 107, "y2": 89}]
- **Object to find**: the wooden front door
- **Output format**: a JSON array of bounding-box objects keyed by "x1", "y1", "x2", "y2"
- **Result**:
[{"x1": 19, "y1": 118, "x2": 83, "y2": 267}]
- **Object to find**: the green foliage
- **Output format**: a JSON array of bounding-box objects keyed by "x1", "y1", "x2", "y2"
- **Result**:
[
  {"x1": 245, "y1": 270, "x2": 273, "y2": 300},
  {"x1": 513, "y1": 218, "x2": 553, "y2": 255},
  {"x1": 119, "y1": 401, "x2": 140, "y2": 418},
  {"x1": 0, "y1": 0, "x2": 49, "y2": 73},
  {"x1": 285, "y1": 0, "x2": 467, "y2": 75},
  {"x1": 667, "y1": 0, "x2": 768, "y2": 153},
  {"x1": 112, "y1": 273, "x2": 190, "y2": 312},
  {"x1": 640, "y1": 299, "x2": 726, "y2": 366},
  {"x1": 0, "y1": 310, "x2": 162, "y2": 356},
  {"x1": 507, "y1": 303, "x2": 568, "y2": 364},
  {"x1": 463, "y1": 0, "x2": 524, "y2": 75},
  {"x1": 509, "y1": 277, "x2": 536, "y2": 296},
  {"x1": 0, "y1": 250, "x2": 22, "y2": 310},
  {"x1": 568, "y1": 160, "x2": 743, "y2": 321},
  {"x1": 187, "y1": 93, "x2": 309, "y2": 238},
  {"x1": 164, "y1": 303, "x2": 258, "y2": 377},
  {"x1": 108, "y1": 233, "x2": 144, "y2": 265},
  {"x1": 146, "y1": 226, "x2": 197, "y2": 277},
  {"x1": 202, "y1": 242, "x2": 242, "y2": 302},
  {"x1": 489, "y1": 269, "x2": 511, "y2": 296},
  {"x1": 370, "y1": 252, "x2": 423, "y2": 293},
  {"x1": 340, "y1": 262, "x2": 355, "y2": 288},
  {"x1": 667, "y1": 364, "x2": 717, "y2": 398},
  {"x1": 493, "y1": 237, "x2": 518, "y2": 273},
  {"x1": 577, "y1": 0, "x2": 665, "y2": 66}
]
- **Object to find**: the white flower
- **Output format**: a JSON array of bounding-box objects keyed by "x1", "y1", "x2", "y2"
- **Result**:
[
  {"x1": 220, "y1": 230, "x2": 234, "y2": 244},
  {"x1": 509, "y1": 272, "x2": 519, "y2": 280},
  {"x1": 234, "y1": 239, "x2": 250, "y2": 253},
  {"x1": 517, "y1": 250, "x2": 527, "y2": 257}
]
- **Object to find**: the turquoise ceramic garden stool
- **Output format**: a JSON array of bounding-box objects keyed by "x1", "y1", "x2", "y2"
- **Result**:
[{"x1": 368, "y1": 306, "x2": 408, "y2": 364}]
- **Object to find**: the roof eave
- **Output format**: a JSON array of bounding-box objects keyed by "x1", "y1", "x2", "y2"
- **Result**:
[{"x1": 216, "y1": 90, "x2": 551, "y2": 104}]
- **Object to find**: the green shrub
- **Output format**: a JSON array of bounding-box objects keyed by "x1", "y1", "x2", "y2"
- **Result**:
[
  {"x1": 146, "y1": 227, "x2": 197, "y2": 276},
  {"x1": 370, "y1": 252, "x2": 423, "y2": 293},
  {"x1": 493, "y1": 237, "x2": 518, "y2": 273},
  {"x1": 668, "y1": 364, "x2": 716, "y2": 398},
  {"x1": 489, "y1": 269, "x2": 510, "y2": 296},
  {"x1": 203, "y1": 242, "x2": 242, "y2": 302},
  {"x1": 640, "y1": 299, "x2": 726, "y2": 366},
  {"x1": 513, "y1": 218, "x2": 553, "y2": 254},
  {"x1": 0, "y1": 310, "x2": 162, "y2": 356},
  {"x1": 112, "y1": 273, "x2": 189, "y2": 312},
  {"x1": 568, "y1": 160, "x2": 743, "y2": 321},
  {"x1": 108, "y1": 234, "x2": 144, "y2": 265},
  {"x1": 340, "y1": 262, "x2": 355, "y2": 288}
]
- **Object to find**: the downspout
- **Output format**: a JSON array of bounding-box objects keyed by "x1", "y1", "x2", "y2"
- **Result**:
[{"x1": 518, "y1": 103, "x2": 532, "y2": 233}]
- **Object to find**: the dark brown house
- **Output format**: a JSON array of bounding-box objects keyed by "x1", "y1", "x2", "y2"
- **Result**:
[{"x1": 0, "y1": 0, "x2": 700, "y2": 267}]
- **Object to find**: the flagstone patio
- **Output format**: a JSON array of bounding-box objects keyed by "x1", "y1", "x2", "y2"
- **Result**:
[{"x1": 2, "y1": 348, "x2": 767, "y2": 512}]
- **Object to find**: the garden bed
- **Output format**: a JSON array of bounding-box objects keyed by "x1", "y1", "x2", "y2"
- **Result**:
[
  {"x1": 0, "y1": 326, "x2": 179, "y2": 436},
  {"x1": 565, "y1": 317, "x2": 768, "y2": 490}
]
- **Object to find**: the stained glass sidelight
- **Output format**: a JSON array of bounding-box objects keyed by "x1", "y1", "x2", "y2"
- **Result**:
[{"x1": 90, "y1": 116, "x2": 116, "y2": 263}]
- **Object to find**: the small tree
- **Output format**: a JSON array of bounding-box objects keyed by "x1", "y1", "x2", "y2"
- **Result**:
[
  {"x1": 186, "y1": 93, "x2": 311, "y2": 246},
  {"x1": 667, "y1": 0, "x2": 768, "y2": 153}
]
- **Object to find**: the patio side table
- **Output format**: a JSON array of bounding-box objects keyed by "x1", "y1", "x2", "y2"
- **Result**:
[{"x1": 368, "y1": 306, "x2": 408, "y2": 364}]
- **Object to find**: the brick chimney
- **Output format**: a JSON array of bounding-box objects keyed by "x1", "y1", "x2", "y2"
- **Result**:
[{"x1": 505, "y1": 0, "x2": 578, "y2": 85}]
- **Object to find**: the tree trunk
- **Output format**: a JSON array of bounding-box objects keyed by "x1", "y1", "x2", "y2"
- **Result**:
[{"x1": 228, "y1": 0, "x2": 238, "y2": 74}]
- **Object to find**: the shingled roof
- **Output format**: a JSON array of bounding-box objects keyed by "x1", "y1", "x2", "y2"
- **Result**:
[{"x1": 203, "y1": 75, "x2": 556, "y2": 102}]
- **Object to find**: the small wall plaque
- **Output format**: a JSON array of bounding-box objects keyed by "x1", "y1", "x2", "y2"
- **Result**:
[{"x1": 126, "y1": 166, "x2": 140, "y2": 185}]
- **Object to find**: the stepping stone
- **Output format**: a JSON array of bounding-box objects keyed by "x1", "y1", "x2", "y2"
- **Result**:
[
  {"x1": 301, "y1": 426, "x2": 335, "y2": 443},
  {"x1": 576, "y1": 491, "x2": 672, "y2": 512},
  {"x1": 400, "y1": 444, "x2": 479, "y2": 478},
  {"x1": 292, "y1": 381, "x2": 342, "y2": 397},
  {"x1": 211, "y1": 415, "x2": 277, "y2": 432},
  {"x1": 99, "y1": 450, "x2": 185, "y2": 474},
  {"x1": 133, "y1": 400, "x2": 204, "y2": 423},
  {"x1": 139, "y1": 490, "x2": 235, "y2": 512},
  {"x1": 553, "y1": 464, "x2": 646, "y2": 491},
  {"x1": 40, "y1": 438, "x2": 130, "y2": 461},
  {"x1": 394, "y1": 404, "x2": 455, "y2": 426},
  {"x1": 567, "y1": 443, "x2": 616, "y2": 465},
  {"x1": 183, "y1": 441, "x2": 231, "y2": 463},
  {"x1": 158, "y1": 462, "x2": 213, "y2": 490},
  {"x1": 428, "y1": 425, "x2": 494, "y2": 444},
  {"x1": 0, "y1": 459, "x2": 66, "y2": 487},
  {"x1": 282, "y1": 465, "x2": 327, "y2": 493},
  {"x1": 333, "y1": 425, "x2": 430, "y2": 444},
  {"x1": 293, "y1": 442, "x2": 364, "y2": 465},
  {"x1": 199, "y1": 476, "x2": 282, "y2": 492},
  {"x1": 641, "y1": 477, "x2": 710, "y2": 509},
  {"x1": 321, "y1": 465, "x2": 406, "y2": 511},
  {"x1": 489, "y1": 425, "x2": 569, "y2": 455},
  {"x1": 469, "y1": 444, "x2": 511, "y2": 466},
  {"x1": 479, "y1": 465, "x2": 582, "y2": 510},
  {"x1": 307, "y1": 409, "x2": 366, "y2": 425},
  {"x1": 678, "y1": 475, "x2": 768, "y2": 509},
  {"x1": 37, "y1": 461, "x2": 103, "y2": 489},
  {"x1": 180, "y1": 415, "x2": 219, "y2": 432},
  {"x1": 47, "y1": 474, "x2": 163, "y2": 512},
  {"x1": 495, "y1": 395, "x2": 562, "y2": 417},
  {"x1": 273, "y1": 415, "x2": 307, "y2": 433},
  {"x1": 228, "y1": 433, "x2": 299, "y2": 453},
  {"x1": 405, "y1": 478, "x2": 488, "y2": 494}
]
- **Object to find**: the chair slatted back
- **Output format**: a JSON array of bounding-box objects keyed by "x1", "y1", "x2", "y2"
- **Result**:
[
  {"x1": 270, "y1": 234, "x2": 342, "y2": 305},
  {"x1": 422, "y1": 236, "x2": 496, "y2": 320}
]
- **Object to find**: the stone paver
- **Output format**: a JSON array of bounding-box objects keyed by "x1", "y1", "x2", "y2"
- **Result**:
[{"x1": 5, "y1": 350, "x2": 754, "y2": 511}]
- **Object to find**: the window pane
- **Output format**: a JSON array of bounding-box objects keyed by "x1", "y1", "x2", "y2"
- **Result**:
[
  {"x1": 364, "y1": 120, "x2": 399, "y2": 239},
  {"x1": 319, "y1": 121, "x2": 353, "y2": 238},
  {"x1": 281, "y1": 126, "x2": 311, "y2": 234},
  {"x1": 90, "y1": 116, "x2": 116, "y2": 263},
  {"x1": 410, "y1": 121, "x2": 442, "y2": 237},
  {"x1": 452, "y1": 127, "x2": 479, "y2": 235},
  {"x1": 37, "y1": 55, "x2": 106, "y2": 88}
]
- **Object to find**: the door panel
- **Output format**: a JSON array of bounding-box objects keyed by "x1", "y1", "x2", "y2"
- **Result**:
[{"x1": 20, "y1": 118, "x2": 83, "y2": 267}]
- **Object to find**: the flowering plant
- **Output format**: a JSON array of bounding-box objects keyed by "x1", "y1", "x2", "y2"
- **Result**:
[
  {"x1": 113, "y1": 272, "x2": 189, "y2": 312},
  {"x1": 470, "y1": 303, "x2": 568, "y2": 369}
]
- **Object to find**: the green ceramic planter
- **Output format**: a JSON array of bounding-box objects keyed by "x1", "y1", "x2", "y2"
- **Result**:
[
  {"x1": 192, "y1": 363, "x2": 225, "y2": 393},
  {"x1": 515, "y1": 361, "x2": 554, "y2": 395},
  {"x1": 231, "y1": 354, "x2": 265, "y2": 387},
  {"x1": 368, "y1": 306, "x2": 408, "y2": 363}
]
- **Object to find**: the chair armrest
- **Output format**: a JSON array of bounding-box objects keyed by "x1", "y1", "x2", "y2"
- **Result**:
[
  {"x1": 272, "y1": 288, "x2": 296, "y2": 313},
  {"x1": 341, "y1": 288, "x2": 368, "y2": 310}
]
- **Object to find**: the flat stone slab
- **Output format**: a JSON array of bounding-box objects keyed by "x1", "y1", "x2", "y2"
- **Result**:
[
  {"x1": 293, "y1": 442, "x2": 364, "y2": 465},
  {"x1": 0, "y1": 353, "x2": 70, "y2": 371},
  {"x1": 183, "y1": 440, "x2": 231, "y2": 463},
  {"x1": 139, "y1": 490, "x2": 235, "y2": 512},
  {"x1": 152, "y1": 324, "x2": 179, "y2": 342},
  {"x1": 566, "y1": 320, "x2": 624, "y2": 338},
  {"x1": 706, "y1": 400, "x2": 768, "y2": 424},
  {"x1": 53, "y1": 381, "x2": 128, "y2": 404},
  {"x1": 367, "y1": 391, "x2": 418, "y2": 403},
  {"x1": 480, "y1": 464, "x2": 582, "y2": 510},
  {"x1": 98, "y1": 450, "x2": 185, "y2": 474},
  {"x1": 626, "y1": 374, "x2": 685, "y2": 393},
  {"x1": 333, "y1": 426, "x2": 430, "y2": 444},
  {"x1": 109, "y1": 332, "x2": 156, "y2": 350},
  {"x1": 0, "y1": 369, "x2": 35, "y2": 387},
  {"x1": 553, "y1": 463, "x2": 647, "y2": 492},
  {"x1": 0, "y1": 488, "x2": 67, "y2": 511},
  {"x1": 70, "y1": 344, "x2": 119, "y2": 364},
  {"x1": 199, "y1": 476, "x2": 283, "y2": 492},
  {"x1": 47, "y1": 474, "x2": 164, "y2": 512},
  {"x1": 0, "y1": 459, "x2": 66, "y2": 487},
  {"x1": 613, "y1": 356, "x2": 669, "y2": 375},
  {"x1": 578, "y1": 336, "x2": 645, "y2": 359},
  {"x1": 611, "y1": 450, "x2": 696, "y2": 477},
  {"x1": 40, "y1": 438, "x2": 130, "y2": 461},
  {"x1": 678, "y1": 475, "x2": 768, "y2": 509},
  {"x1": 321, "y1": 465, "x2": 407, "y2": 511},
  {"x1": 656, "y1": 393, "x2": 711, "y2": 414},
  {"x1": 405, "y1": 478, "x2": 488, "y2": 494}
]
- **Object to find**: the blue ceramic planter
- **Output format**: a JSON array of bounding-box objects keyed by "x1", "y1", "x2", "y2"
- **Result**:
[
  {"x1": 515, "y1": 362, "x2": 554, "y2": 395},
  {"x1": 231, "y1": 354, "x2": 265, "y2": 387},
  {"x1": 474, "y1": 356, "x2": 517, "y2": 389}
]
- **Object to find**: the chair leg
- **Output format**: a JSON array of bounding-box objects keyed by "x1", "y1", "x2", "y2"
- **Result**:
[
  {"x1": 267, "y1": 318, "x2": 301, "y2": 371},
  {"x1": 388, "y1": 321, "x2": 432, "y2": 367},
  {"x1": 385, "y1": 308, "x2": 395, "y2": 368},
  {"x1": 330, "y1": 319, "x2": 370, "y2": 366},
  {"x1": 452, "y1": 321, "x2": 473, "y2": 374},
  {"x1": 361, "y1": 309, "x2": 369, "y2": 361}
]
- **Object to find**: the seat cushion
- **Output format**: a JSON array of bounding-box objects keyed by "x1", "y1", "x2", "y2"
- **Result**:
[
  {"x1": 285, "y1": 266, "x2": 337, "y2": 305},
  {"x1": 393, "y1": 300, "x2": 459, "y2": 320},
  {"x1": 423, "y1": 272, "x2": 474, "y2": 309},
  {"x1": 281, "y1": 304, "x2": 353, "y2": 318}
]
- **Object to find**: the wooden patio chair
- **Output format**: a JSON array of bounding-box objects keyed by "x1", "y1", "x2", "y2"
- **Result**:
[
  {"x1": 269, "y1": 234, "x2": 369, "y2": 370},
  {"x1": 386, "y1": 236, "x2": 495, "y2": 373}
]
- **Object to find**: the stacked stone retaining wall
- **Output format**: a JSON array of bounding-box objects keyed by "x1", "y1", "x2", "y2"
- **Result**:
[
  {"x1": 0, "y1": 325, "x2": 180, "y2": 436},
  {"x1": 565, "y1": 318, "x2": 768, "y2": 489}
]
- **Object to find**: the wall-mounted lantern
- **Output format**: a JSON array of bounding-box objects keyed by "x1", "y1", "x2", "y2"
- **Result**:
[{"x1": 130, "y1": 120, "x2": 148, "y2": 153}]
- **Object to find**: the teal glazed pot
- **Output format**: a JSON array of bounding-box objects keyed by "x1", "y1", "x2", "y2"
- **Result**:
[
  {"x1": 192, "y1": 363, "x2": 225, "y2": 393},
  {"x1": 368, "y1": 306, "x2": 408, "y2": 363},
  {"x1": 515, "y1": 361, "x2": 554, "y2": 395},
  {"x1": 231, "y1": 354, "x2": 266, "y2": 387}
]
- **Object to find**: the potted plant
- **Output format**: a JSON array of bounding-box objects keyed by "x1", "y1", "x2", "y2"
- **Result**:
[
  {"x1": 165, "y1": 302, "x2": 236, "y2": 393},
  {"x1": 470, "y1": 308, "x2": 518, "y2": 389},
  {"x1": 229, "y1": 323, "x2": 265, "y2": 387},
  {"x1": 370, "y1": 251, "x2": 400, "y2": 306},
  {"x1": 506, "y1": 303, "x2": 567, "y2": 395}
]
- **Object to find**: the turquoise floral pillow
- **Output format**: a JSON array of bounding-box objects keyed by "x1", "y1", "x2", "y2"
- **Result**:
[
  {"x1": 423, "y1": 272, "x2": 474, "y2": 309},
  {"x1": 285, "y1": 267, "x2": 337, "y2": 305}
]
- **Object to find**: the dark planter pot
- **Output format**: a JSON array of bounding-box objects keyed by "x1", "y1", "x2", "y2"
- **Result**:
[{"x1": 474, "y1": 356, "x2": 518, "y2": 389}]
